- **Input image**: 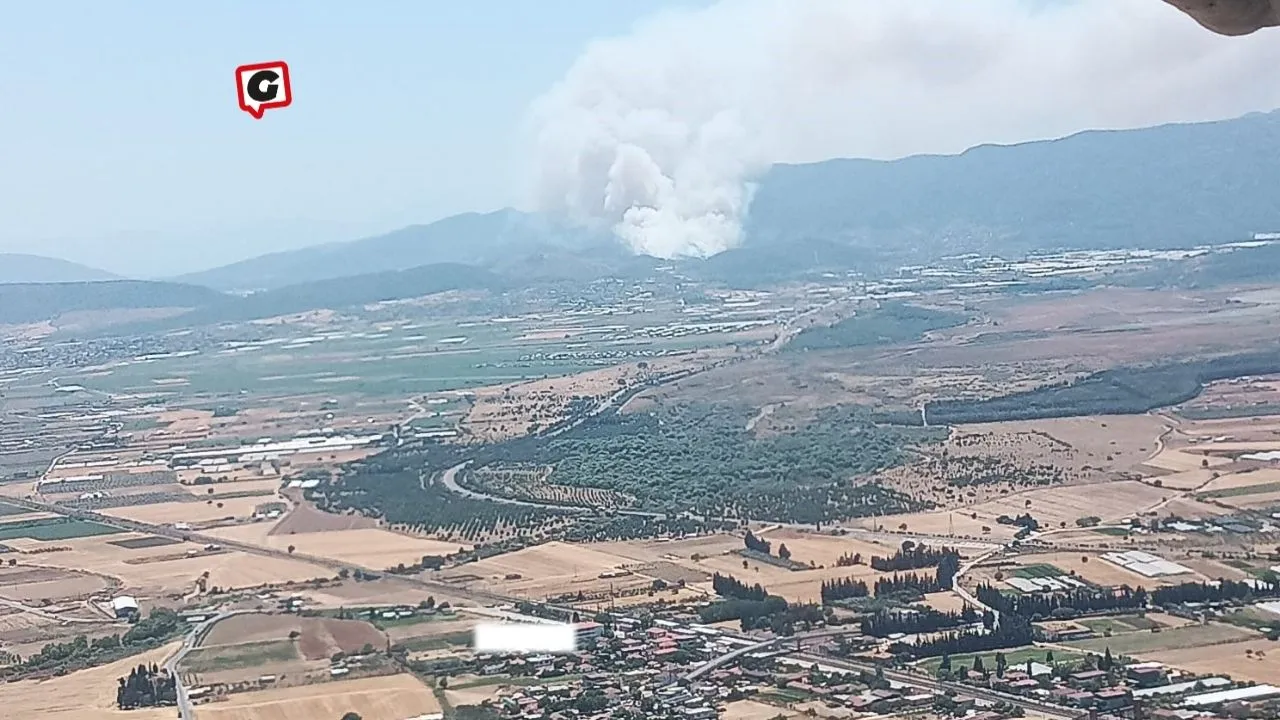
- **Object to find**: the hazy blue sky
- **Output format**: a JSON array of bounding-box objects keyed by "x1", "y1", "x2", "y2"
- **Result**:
[
  {"x1": 4, "y1": 1, "x2": 1278, "y2": 278},
  {"x1": 0, "y1": 1, "x2": 703, "y2": 277}
]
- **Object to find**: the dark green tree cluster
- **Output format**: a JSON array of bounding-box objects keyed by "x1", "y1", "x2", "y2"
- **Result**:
[
  {"x1": 317, "y1": 466, "x2": 565, "y2": 538},
  {"x1": 901, "y1": 615, "x2": 1034, "y2": 659},
  {"x1": 1151, "y1": 577, "x2": 1279, "y2": 605},
  {"x1": 787, "y1": 302, "x2": 968, "y2": 351},
  {"x1": 116, "y1": 662, "x2": 177, "y2": 709},
  {"x1": 743, "y1": 530, "x2": 772, "y2": 555},
  {"x1": 835, "y1": 552, "x2": 863, "y2": 567},
  {"x1": 711, "y1": 572, "x2": 768, "y2": 601},
  {"x1": 859, "y1": 605, "x2": 981, "y2": 637},
  {"x1": 874, "y1": 572, "x2": 942, "y2": 597},
  {"x1": 820, "y1": 577, "x2": 869, "y2": 603},
  {"x1": 869, "y1": 543, "x2": 961, "y2": 573},
  {"x1": 907, "y1": 350, "x2": 1280, "y2": 426},
  {"x1": 465, "y1": 402, "x2": 939, "y2": 523}
]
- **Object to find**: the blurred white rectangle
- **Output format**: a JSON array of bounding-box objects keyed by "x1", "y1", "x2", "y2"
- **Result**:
[{"x1": 473, "y1": 622, "x2": 576, "y2": 653}]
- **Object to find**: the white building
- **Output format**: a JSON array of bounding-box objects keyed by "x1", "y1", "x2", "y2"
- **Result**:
[{"x1": 110, "y1": 596, "x2": 140, "y2": 618}]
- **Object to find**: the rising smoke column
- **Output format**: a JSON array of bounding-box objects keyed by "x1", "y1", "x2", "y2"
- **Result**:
[{"x1": 525, "y1": 0, "x2": 1280, "y2": 260}]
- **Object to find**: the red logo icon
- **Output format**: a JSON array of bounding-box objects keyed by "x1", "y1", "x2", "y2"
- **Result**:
[{"x1": 236, "y1": 61, "x2": 292, "y2": 119}]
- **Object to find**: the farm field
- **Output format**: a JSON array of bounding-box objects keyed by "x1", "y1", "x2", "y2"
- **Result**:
[
  {"x1": 201, "y1": 613, "x2": 386, "y2": 660},
  {"x1": 1135, "y1": 638, "x2": 1280, "y2": 685},
  {"x1": 99, "y1": 495, "x2": 274, "y2": 525},
  {"x1": 287, "y1": 576, "x2": 472, "y2": 610},
  {"x1": 205, "y1": 525, "x2": 463, "y2": 568},
  {"x1": 0, "y1": 564, "x2": 113, "y2": 603},
  {"x1": 1196, "y1": 467, "x2": 1280, "y2": 493},
  {"x1": 1, "y1": 533, "x2": 332, "y2": 597},
  {"x1": 1140, "y1": 468, "x2": 1214, "y2": 490},
  {"x1": 1, "y1": 640, "x2": 182, "y2": 720},
  {"x1": 1210, "y1": 488, "x2": 1280, "y2": 510},
  {"x1": 722, "y1": 699, "x2": 799, "y2": 720},
  {"x1": 1143, "y1": 447, "x2": 1228, "y2": 473},
  {"x1": 1062, "y1": 622, "x2": 1256, "y2": 655},
  {"x1": 192, "y1": 672, "x2": 441, "y2": 720},
  {"x1": 268, "y1": 501, "x2": 379, "y2": 535},
  {"x1": 876, "y1": 480, "x2": 1171, "y2": 540},
  {"x1": 920, "y1": 592, "x2": 975, "y2": 614},
  {"x1": 0, "y1": 517, "x2": 122, "y2": 541},
  {"x1": 438, "y1": 540, "x2": 644, "y2": 600},
  {"x1": 918, "y1": 646, "x2": 1086, "y2": 674},
  {"x1": 755, "y1": 527, "x2": 900, "y2": 568}
]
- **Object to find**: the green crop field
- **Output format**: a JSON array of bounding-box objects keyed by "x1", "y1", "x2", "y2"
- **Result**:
[
  {"x1": 0, "y1": 502, "x2": 30, "y2": 517},
  {"x1": 919, "y1": 646, "x2": 1086, "y2": 674},
  {"x1": 181, "y1": 640, "x2": 300, "y2": 672},
  {"x1": 1012, "y1": 563, "x2": 1066, "y2": 579},
  {"x1": 1078, "y1": 615, "x2": 1164, "y2": 635},
  {"x1": 0, "y1": 517, "x2": 122, "y2": 541},
  {"x1": 1063, "y1": 622, "x2": 1254, "y2": 655},
  {"x1": 1198, "y1": 481, "x2": 1280, "y2": 500}
]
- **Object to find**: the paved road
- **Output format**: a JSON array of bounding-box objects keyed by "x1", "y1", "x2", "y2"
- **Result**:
[
  {"x1": 435, "y1": 461, "x2": 668, "y2": 519},
  {"x1": 163, "y1": 610, "x2": 254, "y2": 719}
]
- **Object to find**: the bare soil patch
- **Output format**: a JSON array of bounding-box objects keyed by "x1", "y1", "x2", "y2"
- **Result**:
[
  {"x1": 268, "y1": 501, "x2": 376, "y2": 535},
  {"x1": 99, "y1": 495, "x2": 266, "y2": 525},
  {"x1": 193, "y1": 673, "x2": 440, "y2": 720},
  {"x1": 722, "y1": 699, "x2": 800, "y2": 720},
  {"x1": 1138, "y1": 638, "x2": 1280, "y2": 685},
  {"x1": 209, "y1": 525, "x2": 462, "y2": 569},
  {"x1": 756, "y1": 528, "x2": 897, "y2": 568},
  {"x1": 203, "y1": 613, "x2": 386, "y2": 661},
  {"x1": 2, "y1": 534, "x2": 331, "y2": 598},
  {"x1": 107, "y1": 536, "x2": 181, "y2": 550},
  {"x1": 879, "y1": 480, "x2": 1171, "y2": 541}
]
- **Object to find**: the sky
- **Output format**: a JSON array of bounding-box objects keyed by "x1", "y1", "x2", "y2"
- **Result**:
[
  {"x1": 0, "y1": 1, "x2": 705, "y2": 277},
  {"x1": 3, "y1": 1, "x2": 1279, "y2": 277}
]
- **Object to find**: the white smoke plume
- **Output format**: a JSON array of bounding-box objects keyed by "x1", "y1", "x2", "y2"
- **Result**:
[{"x1": 524, "y1": 0, "x2": 1280, "y2": 260}]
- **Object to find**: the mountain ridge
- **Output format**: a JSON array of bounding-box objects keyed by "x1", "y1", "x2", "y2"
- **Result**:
[
  {"x1": 0, "y1": 253, "x2": 119, "y2": 284},
  {"x1": 169, "y1": 108, "x2": 1280, "y2": 290}
]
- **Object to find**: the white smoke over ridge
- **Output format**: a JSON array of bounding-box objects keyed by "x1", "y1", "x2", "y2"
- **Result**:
[{"x1": 524, "y1": 0, "x2": 1280, "y2": 260}]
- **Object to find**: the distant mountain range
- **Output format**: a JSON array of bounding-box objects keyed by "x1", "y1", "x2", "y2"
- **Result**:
[
  {"x1": 0, "y1": 254, "x2": 117, "y2": 284},
  {"x1": 165, "y1": 108, "x2": 1280, "y2": 291},
  {"x1": 6, "y1": 109, "x2": 1280, "y2": 329},
  {"x1": 746, "y1": 109, "x2": 1280, "y2": 264}
]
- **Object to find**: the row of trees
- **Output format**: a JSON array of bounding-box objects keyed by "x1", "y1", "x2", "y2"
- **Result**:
[
  {"x1": 899, "y1": 615, "x2": 1034, "y2": 659},
  {"x1": 874, "y1": 571, "x2": 943, "y2": 598},
  {"x1": 860, "y1": 606, "x2": 991, "y2": 637},
  {"x1": 869, "y1": 543, "x2": 960, "y2": 573},
  {"x1": 820, "y1": 577, "x2": 869, "y2": 603},
  {"x1": 1151, "y1": 577, "x2": 1279, "y2": 605},
  {"x1": 711, "y1": 572, "x2": 769, "y2": 602},
  {"x1": 975, "y1": 583, "x2": 1147, "y2": 618}
]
